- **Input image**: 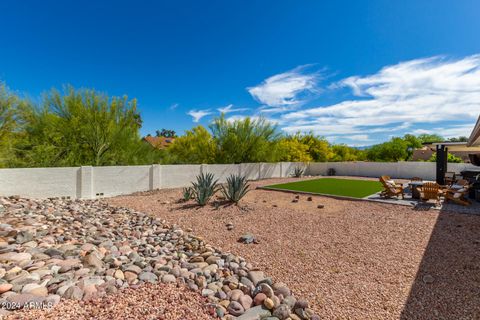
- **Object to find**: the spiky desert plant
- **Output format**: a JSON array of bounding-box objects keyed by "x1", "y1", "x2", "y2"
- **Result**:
[
  {"x1": 191, "y1": 172, "x2": 219, "y2": 206},
  {"x1": 182, "y1": 187, "x2": 193, "y2": 201},
  {"x1": 222, "y1": 174, "x2": 250, "y2": 204},
  {"x1": 292, "y1": 166, "x2": 304, "y2": 178}
]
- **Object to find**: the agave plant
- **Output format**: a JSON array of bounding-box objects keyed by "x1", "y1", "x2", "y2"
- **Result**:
[
  {"x1": 182, "y1": 187, "x2": 193, "y2": 201},
  {"x1": 222, "y1": 174, "x2": 250, "y2": 204},
  {"x1": 191, "y1": 172, "x2": 219, "y2": 206},
  {"x1": 292, "y1": 166, "x2": 304, "y2": 178}
]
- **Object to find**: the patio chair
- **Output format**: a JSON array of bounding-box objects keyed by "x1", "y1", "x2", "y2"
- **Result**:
[
  {"x1": 381, "y1": 175, "x2": 404, "y2": 187},
  {"x1": 379, "y1": 176, "x2": 404, "y2": 199},
  {"x1": 445, "y1": 172, "x2": 456, "y2": 186},
  {"x1": 419, "y1": 182, "x2": 442, "y2": 205},
  {"x1": 447, "y1": 179, "x2": 469, "y2": 191},
  {"x1": 444, "y1": 185, "x2": 471, "y2": 206},
  {"x1": 455, "y1": 179, "x2": 469, "y2": 187}
]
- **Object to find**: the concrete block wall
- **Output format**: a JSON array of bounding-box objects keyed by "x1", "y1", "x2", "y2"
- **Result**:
[
  {"x1": 259, "y1": 163, "x2": 281, "y2": 179},
  {"x1": 92, "y1": 165, "x2": 152, "y2": 197},
  {"x1": 159, "y1": 164, "x2": 201, "y2": 188},
  {"x1": 306, "y1": 161, "x2": 479, "y2": 180},
  {"x1": 239, "y1": 163, "x2": 260, "y2": 180},
  {"x1": 281, "y1": 162, "x2": 307, "y2": 177},
  {"x1": 203, "y1": 164, "x2": 240, "y2": 183},
  {"x1": 1, "y1": 161, "x2": 478, "y2": 199},
  {"x1": 0, "y1": 167, "x2": 80, "y2": 199}
]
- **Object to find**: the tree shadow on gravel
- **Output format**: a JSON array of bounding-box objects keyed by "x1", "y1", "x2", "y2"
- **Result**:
[{"x1": 400, "y1": 207, "x2": 480, "y2": 319}]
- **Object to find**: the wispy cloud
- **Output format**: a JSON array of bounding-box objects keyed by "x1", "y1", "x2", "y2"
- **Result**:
[
  {"x1": 413, "y1": 124, "x2": 474, "y2": 138},
  {"x1": 169, "y1": 103, "x2": 179, "y2": 110},
  {"x1": 224, "y1": 114, "x2": 283, "y2": 129},
  {"x1": 349, "y1": 134, "x2": 371, "y2": 142},
  {"x1": 187, "y1": 109, "x2": 212, "y2": 123},
  {"x1": 280, "y1": 55, "x2": 480, "y2": 138},
  {"x1": 217, "y1": 104, "x2": 249, "y2": 114},
  {"x1": 247, "y1": 65, "x2": 321, "y2": 112}
]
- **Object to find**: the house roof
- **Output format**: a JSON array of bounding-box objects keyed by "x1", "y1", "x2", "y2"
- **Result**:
[
  {"x1": 468, "y1": 115, "x2": 480, "y2": 147},
  {"x1": 429, "y1": 142, "x2": 480, "y2": 152},
  {"x1": 143, "y1": 136, "x2": 175, "y2": 149},
  {"x1": 412, "y1": 145, "x2": 480, "y2": 162}
]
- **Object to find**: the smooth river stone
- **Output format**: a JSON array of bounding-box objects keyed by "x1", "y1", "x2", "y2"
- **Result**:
[{"x1": 0, "y1": 252, "x2": 32, "y2": 262}]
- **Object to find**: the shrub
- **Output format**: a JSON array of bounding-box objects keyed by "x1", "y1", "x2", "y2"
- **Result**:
[
  {"x1": 191, "y1": 172, "x2": 219, "y2": 206},
  {"x1": 428, "y1": 152, "x2": 463, "y2": 163},
  {"x1": 292, "y1": 166, "x2": 304, "y2": 178},
  {"x1": 222, "y1": 174, "x2": 250, "y2": 204},
  {"x1": 182, "y1": 187, "x2": 193, "y2": 201}
]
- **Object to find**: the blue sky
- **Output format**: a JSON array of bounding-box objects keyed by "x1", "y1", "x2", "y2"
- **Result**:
[{"x1": 1, "y1": 0, "x2": 479, "y2": 145}]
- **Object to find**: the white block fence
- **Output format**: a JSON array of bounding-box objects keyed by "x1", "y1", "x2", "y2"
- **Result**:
[
  {"x1": 0, "y1": 162, "x2": 303, "y2": 199},
  {"x1": 0, "y1": 161, "x2": 477, "y2": 199}
]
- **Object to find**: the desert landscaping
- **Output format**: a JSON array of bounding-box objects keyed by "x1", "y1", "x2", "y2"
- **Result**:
[
  {"x1": 2, "y1": 3, "x2": 480, "y2": 318},
  {"x1": 108, "y1": 178, "x2": 480, "y2": 319},
  {"x1": 2, "y1": 177, "x2": 479, "y2": 319},
  {"x1": 0, "y1": 179, "x2": 319, "y2": 320}
]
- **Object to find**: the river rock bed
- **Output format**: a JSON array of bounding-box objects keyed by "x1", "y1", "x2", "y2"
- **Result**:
[{"x1": 0, "y1": 196, "x2": 318, "y2": 319}]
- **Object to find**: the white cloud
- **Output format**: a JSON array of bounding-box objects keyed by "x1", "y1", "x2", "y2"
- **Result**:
[
  {"x1": 280, "y1": 55, "x2": 480, "y2": 138},
  {"x1": 226, "y1": 115, "x2": 256, "y2": 123},
  {"x1": 217, "y1": 104, "x2": 249, "y2": 114},
  {"x1": 169, "y1": 103, "x2": 179, "y2": 110},
  {"x1": 349, "y1": 135, "x2": 371, "y2": 141},
  {"x1": 247, "y1": 65, "x2": 320, "y2": 111},
  {"x1": 413, "y1": 124, "x2": 473, "y2": 138},
  {"x1": 187, "y1": 109, "x2": 212, "y2": 123},
  {"x1": 411, "y1": 129, "x2": 432, "y2": 135},
  {"x1": 226, "y1": 114, "x2": 280, "y2": 126}
]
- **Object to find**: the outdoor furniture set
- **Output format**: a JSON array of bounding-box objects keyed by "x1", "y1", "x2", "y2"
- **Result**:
[{"x1": 379, "y1": 174, "x2": 472, "y2": 206}]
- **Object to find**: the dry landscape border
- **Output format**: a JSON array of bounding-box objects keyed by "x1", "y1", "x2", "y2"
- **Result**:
[{"x1": 108, "y1": 176, "x2": 480, "y2": 319}]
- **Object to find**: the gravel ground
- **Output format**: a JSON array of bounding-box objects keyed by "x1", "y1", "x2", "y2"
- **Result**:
[
  {"x1": 109, "y1": 177, "x2": 480, "y2": 320},
  {"x1": 1, "y1": 195, "x2": 319, "y2": 320},
  {"x1": 5, "y1": 283, "x2": 214, "y2": 320}
]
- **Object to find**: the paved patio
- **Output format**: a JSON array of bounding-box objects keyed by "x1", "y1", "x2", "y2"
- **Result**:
[{"x1": 365, "y1": 185, "x2": 480, "y2": 214}]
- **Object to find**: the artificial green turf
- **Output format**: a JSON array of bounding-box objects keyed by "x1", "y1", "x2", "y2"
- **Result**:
[{"x1": 264, "y1": 178, "x2": 383, "y2": 198}]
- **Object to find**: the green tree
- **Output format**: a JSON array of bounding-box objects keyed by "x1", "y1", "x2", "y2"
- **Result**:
[
  {"x1": 299, "y1": 133, "x2": 332, "y2": 162},
  {"x1": 209, "y1": 114, "x2": 280, "y2": 163},
  {"x1": 417, "y1": 133, "x2": 444, "y2": 144},
  {"x1": 366, "y1": 137, "x2": 408, "y2": 162},
  {"x1": 277, "y1": 137, "x2": 312, "y2": 162},
  {"x1": 428, "y1": 152, "x2": 463, "y2": 163},
  {"x1": 168, "y1": 125, "x2": 216, "y2": 164},
  {"x1": 0, "y1": 84, "x2": 19, "y2": 167},
  {"x1": 156, "y1": 129, "x2": 176, "y2": 138},
  {"x1": 403, "y1": 134, "x2": 422, "y2": 160},
  {"x1": 329, "y1": 144, "x2": 366, "y2": 162},
  {"x1": 447, "y1": 136, "x2": 468, "y2": 142},
  {"x1": 0, "y1": 85, "x2": 16, "y2": 141},
  {"x1": 12, "y1": 86, "x2": 160, "y2": 167}
]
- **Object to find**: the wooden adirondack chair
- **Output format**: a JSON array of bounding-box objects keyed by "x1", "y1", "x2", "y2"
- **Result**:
[
  {"x1": 419, "y1": 182, "x2": 442, "y2": 205},
  {"x1": 444, "y1": 186, "x2": 471, "y2": 206},
  {"x1": 455, "y1": 179, "x2": 469, "y2": 187},
  {"x1": 379, "y1": 176, "x2": 404, "y2": 199}
]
